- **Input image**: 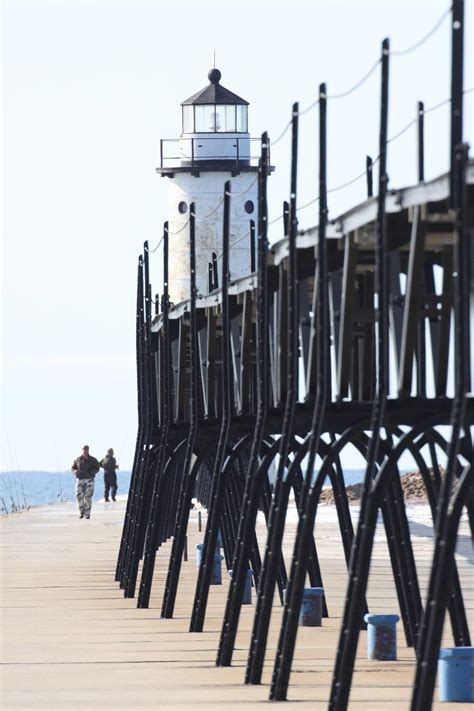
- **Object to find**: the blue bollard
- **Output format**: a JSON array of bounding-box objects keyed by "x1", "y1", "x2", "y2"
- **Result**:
[
  {"x1": 438, "y1": 647, "x2": 474, "y2": 702},
  {"x1": 364, "y1": 614, "x2": 400, "y2": 660},
  {"x1": 211, "y1": 554, "x2": 224, "y2": 585},
  {"x1": 299, "y1": 587, "x2": 325, "y2": 626},
  {"x1": 195, "y1": 543, "x2": 204, "y2": 570},
  {"x1": 228, "y1": 569, "x2": 253, "y2": 604}
]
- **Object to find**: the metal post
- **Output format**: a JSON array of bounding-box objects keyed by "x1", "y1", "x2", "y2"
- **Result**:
[
  {"x1": 137, "y1": 225, "x2": 172, "y2": 608},
  {"x1": 417, "y1": 101, "x2": 424, "y2": 182},
  {"x1": 246, "y1": 104, "x2": 299, "y2": 685},
  {"x1": 212, "y1": 251, "x2": 219, "y2": 290},
  {"x1": 115, "y1": 256, "x2": 146, "y2": 583},
  {"x1": 366, "y1": 155, "x2": 373, "y2": 198},
  {"x1": 122, "y1": 240, "x2": 155, "y2": 598},
  {"x1": 411, "y1": 143, "x2": 470, "y2": 710},
  {"x1": 250, "y1": 219, "x2": 256, "y2": 273},
  {"x1": 208, "y1": 262, "x2": 213, "y2": 293},
  {"x1": 216, "y1": 134, "x2": 270, "y2": 667},
  {"x1": 161, "y1": 208, "x2": 201, "y2": 618},
  {"x1": 283, "y1": 200, "x2": 290, "y2": 236},
  {"x1": 329, "y1": 39, "x2": 390, "y2": 709},
  {"x1": 450, "y1": 0, "x2": 464, "y2": 203},
  {"x1": 271, "y1": 82, "x2": 329, "y2": 701},
  {"x1": 190, "y1": 181, "x2": 232, "y2": 632}
]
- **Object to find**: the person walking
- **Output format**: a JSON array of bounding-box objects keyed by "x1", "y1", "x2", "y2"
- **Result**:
[
  {"x1": 71, "y1": 445, "x2": 100, "y2": 519},
  {"x1": 100, "y1": 448, "x2": 119, "y2": 502}
]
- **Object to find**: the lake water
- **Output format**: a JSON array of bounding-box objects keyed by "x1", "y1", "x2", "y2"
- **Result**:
[
  {"x1": 0, "y1": 470, "x2": 133, "y2": 512},
  {"x1": 1, "y1": 468, "x2": 368, "y2": 513}
]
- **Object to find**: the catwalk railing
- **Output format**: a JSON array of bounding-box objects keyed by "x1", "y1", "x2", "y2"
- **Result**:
[{"x1": 115, "y1": 3, "x2": 473, "y2": 709}]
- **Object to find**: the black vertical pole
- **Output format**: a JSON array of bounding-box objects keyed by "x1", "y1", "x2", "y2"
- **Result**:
[
  {"x1": 250, "y1": 219, "x2": 256, "y2": 273},
  {"x1": 450, "y1": 0, "x2": 464, "y2": 204},
  {"x1": 137, "y1": 225, "x2": 171, "y2": 608},
  {"x1": 115, "y1": 255, "x2": 145, "y2": 582},
  {"x1": 283, "y1": 200, "x2": 290, "y2": 236},
  {"x1": 411, "y1": 143, "x2": 470, "y2": 711},
  {"x1": 161, "y1": 208, "x2": 201, "y2": 618},
  {"x1": 270, "y1": 82, "x2": 329, "y2": 701},
  {"x1": 415, "y1": 84, "x2": 427, "y2": 403},
  {"x1": 417, "y1": 101, "x2": 424, "y2": 183},
  {"x1": 366, "y1": 156, "x2": 373, "y2": 198},
  {"x1": 246, "y1": 104, "x2": 299, "y2": 686},
  {"x1": 216, "y1": 134, "x2": 270, "y2": 667},
  {"x1": 212, "y1": 251, "x2": 219, "y2": 290},
  {"x1": 190, "y1": 182, "x2": 232, "y2": 633},
  {"x1": 208, "y1": 262, "x2": 214, "y2": 293},
  {"x1": 329, "y1": 38, "x2": 390, "y2": 710},
  {"x1": 122, "y1": 240, "x2": 155, "y2": 598}
]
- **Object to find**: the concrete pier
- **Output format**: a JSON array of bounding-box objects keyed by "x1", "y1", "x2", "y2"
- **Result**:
[{"x1": 1, "y1": 500, "x2": 472, "y2": 709}]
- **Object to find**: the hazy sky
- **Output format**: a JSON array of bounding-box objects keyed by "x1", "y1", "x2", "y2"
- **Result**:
[{"x1": 2, "y1": 0, "x2": 473, "y2": 471}]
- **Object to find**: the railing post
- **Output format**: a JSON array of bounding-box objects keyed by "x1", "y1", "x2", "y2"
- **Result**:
[
  {"x1": 212, "y1": 251, "x2": 219, "y2": 290},
  {"x1": 366, "y1": 155, "x2": 373, "y2": 197},
  {"x1": 249, "y1": 219, "x2": 256, "y2": 273},
  {"x1": 417, "y1": 101, "x2": 424, "y2": 182},
  {"x1": 450, "y1": 0, "x2": 464, "y2": 204},
  {"x1": 283, "y1": 200, "x2": 290, "y2": 236}
]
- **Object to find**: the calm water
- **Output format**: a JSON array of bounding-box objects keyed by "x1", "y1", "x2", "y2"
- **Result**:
[
  {"x1": 0, "y1": 470, "x2": 132, "y2": 512},
  {"x1": 0, "y1": 468, "x2": 367, "y2": 513}
]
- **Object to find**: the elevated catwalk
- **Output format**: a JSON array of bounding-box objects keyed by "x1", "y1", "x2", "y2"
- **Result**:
[{"x1": 116, "y1": 5, "x2": 473, "y2": 709}]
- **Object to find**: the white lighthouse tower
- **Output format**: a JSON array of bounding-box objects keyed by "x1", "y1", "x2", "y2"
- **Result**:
[{"x1": 157, "y1": 68, "x2": 265, "y2": 305}]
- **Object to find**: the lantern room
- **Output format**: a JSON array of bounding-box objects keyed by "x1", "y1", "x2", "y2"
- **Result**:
[
  {"x1": 158, "y1": 69, "x2": 255, "y2": 171},
  {"x1": 181, "y1": 68, "x2": 249, "y2": 134}
]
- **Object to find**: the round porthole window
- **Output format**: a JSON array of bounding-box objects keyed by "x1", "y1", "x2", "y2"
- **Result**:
[
  {"x1": 178, "y1": 201, "x2": 188, "y2": 214},
  {"x1": 244, "y1": 200, "x2": 255, "y2": 214}
]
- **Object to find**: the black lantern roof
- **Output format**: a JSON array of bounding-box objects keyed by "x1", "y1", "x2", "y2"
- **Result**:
[{"x1": 181, "y1": 68, "x2": 249, "y2": 106}]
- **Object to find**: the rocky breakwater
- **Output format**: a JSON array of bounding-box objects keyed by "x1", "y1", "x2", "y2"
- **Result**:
[{"x1": 319, "y1": 467, "x2": 446, "y2": 504}]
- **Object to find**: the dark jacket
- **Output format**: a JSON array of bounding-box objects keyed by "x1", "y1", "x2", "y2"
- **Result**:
[
  {"x1": 100, "y1": 455, "x2": 118, "y2": 474},
  {"x1": 72, "y1": 454, "x2": 100, "y2": 480}
]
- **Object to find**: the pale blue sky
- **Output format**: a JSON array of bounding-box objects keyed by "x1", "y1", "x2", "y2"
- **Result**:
[{"x1": 2, "y1": 0, "x2": 473, "y2": 471}]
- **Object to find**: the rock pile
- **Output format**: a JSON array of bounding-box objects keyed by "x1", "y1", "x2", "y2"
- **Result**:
[{"x1": 319, "y1": 467, "x2": 445, "y2": 504}]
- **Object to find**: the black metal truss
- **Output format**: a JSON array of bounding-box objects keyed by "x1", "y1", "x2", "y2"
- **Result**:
[{"x1": 116, "y1": 4, "x2": 473, "y2": 708}]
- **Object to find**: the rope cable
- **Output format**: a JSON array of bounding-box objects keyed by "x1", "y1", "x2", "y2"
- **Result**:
[
  {"x1": 390, "y1": 5, "x2": 451, "y2": 56},
  {"x1": 327, "y1": 58, "x2": 381, "y2": 100},
  {"x1": 267, "y1": 86, "x2": 471, "y2": 226}
]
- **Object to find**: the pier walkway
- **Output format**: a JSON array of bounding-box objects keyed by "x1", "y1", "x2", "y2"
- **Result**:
[{"x1": 1, "y1": 500, "x2": 472, "y2": 709}]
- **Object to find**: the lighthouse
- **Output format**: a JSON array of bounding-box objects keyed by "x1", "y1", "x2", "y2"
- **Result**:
[{"x1": 157, "y1": 68, "x2": 266, "y2": 305}]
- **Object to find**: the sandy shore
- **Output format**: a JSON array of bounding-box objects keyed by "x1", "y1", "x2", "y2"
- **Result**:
[{"x1": 1, "y1": 500, "x2": 472, "y2": 710}]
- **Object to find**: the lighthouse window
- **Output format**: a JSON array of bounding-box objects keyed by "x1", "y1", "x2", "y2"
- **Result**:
[
  {"x1": 195, "y1": 105, "x2": 215, "y2": 132},
  {"x1": 191, "y1": 104, "x2": 248, "y2": 133},
  {"x1": 237, "y1": 105, "x2": 248, "y2": 132},
  {"x1": 178, "y1": 201, "x2": 188, "y2": 214},
  {"x1": 236, "y1": 105, "x2": 248, "y2": 133},
  {"x1": 244, "y1": 200, "x2": 255, "y2": 214},
  {"x1": 182, "y1": 106, "x2": 193, "y2": 133},
  {"x1": 224, "y1": 105, "x2": 236, "y2": 132},
  {"x1": 212, "y1": 106, "x2": 224, "y2": 131}
]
